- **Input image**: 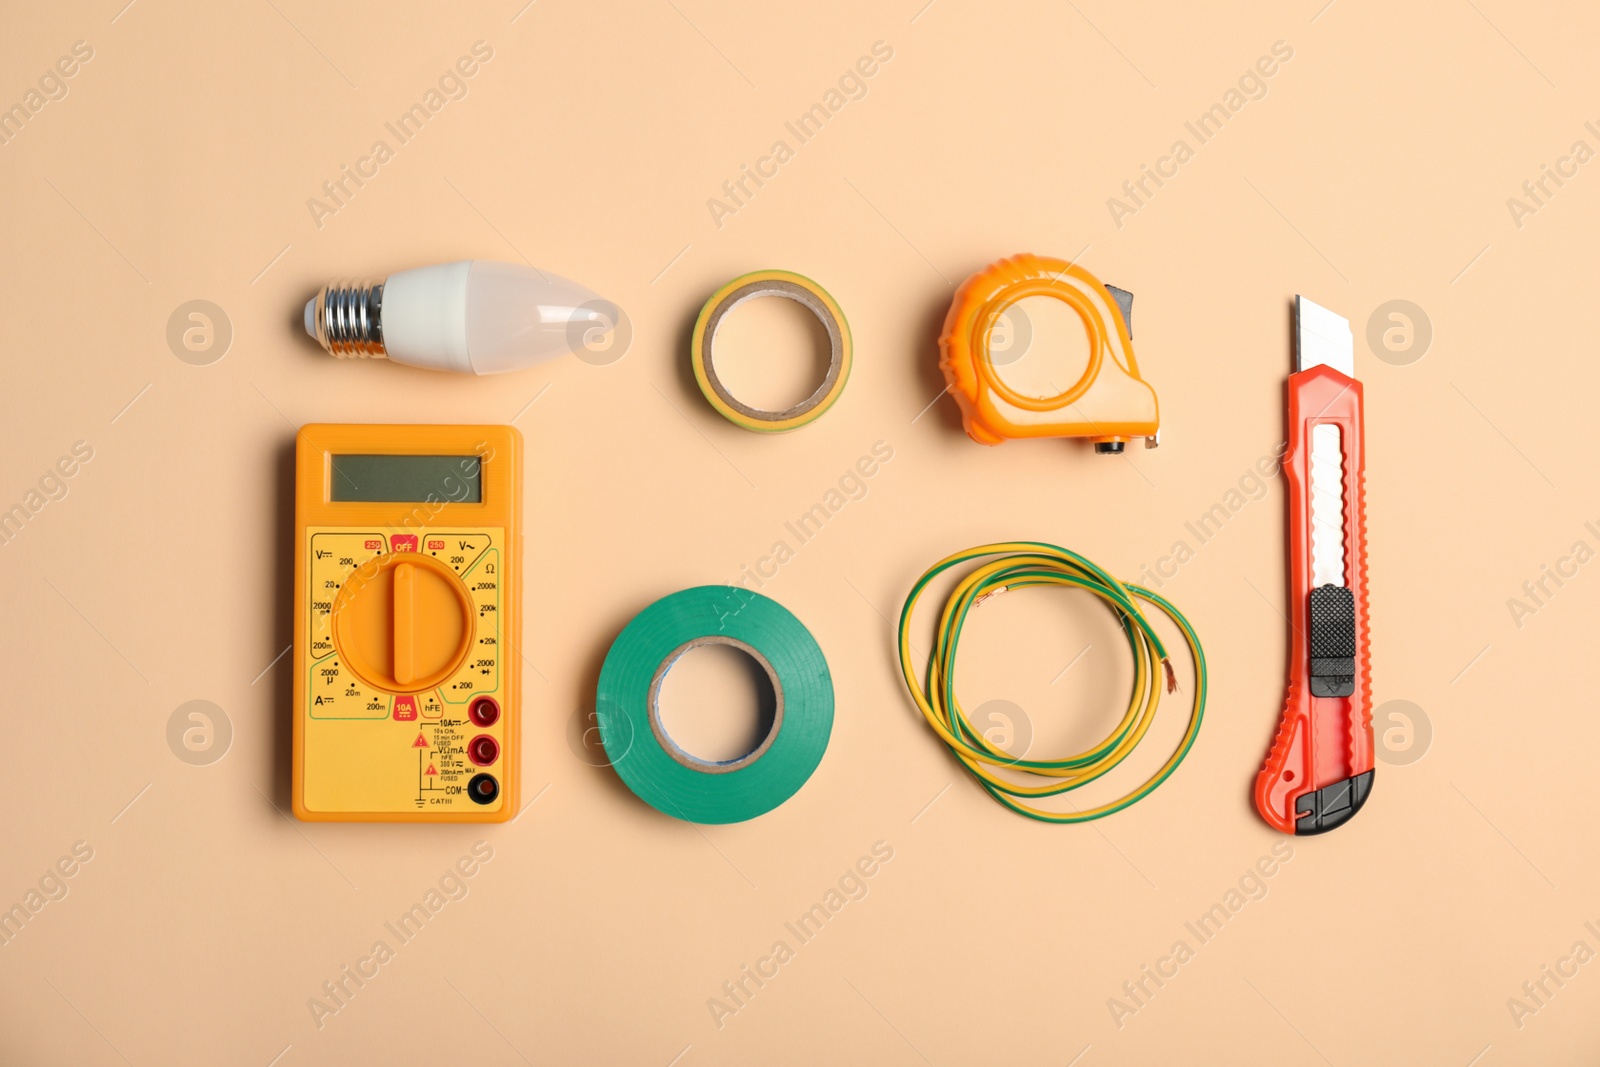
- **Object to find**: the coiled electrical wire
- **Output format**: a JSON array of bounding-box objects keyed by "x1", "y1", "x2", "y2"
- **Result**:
[{"x1": 897, "y1": 542, "x2": 1206, "y2": 823}]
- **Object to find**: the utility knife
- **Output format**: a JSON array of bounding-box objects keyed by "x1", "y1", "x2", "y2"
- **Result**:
[{"x1": 1255, "y1": 297, "x2": 1374, "y2": 835}]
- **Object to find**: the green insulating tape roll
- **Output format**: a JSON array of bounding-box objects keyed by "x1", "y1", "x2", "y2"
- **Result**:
[{"x1": 596, "y1": 586, "x2": 834, "y2": 824}]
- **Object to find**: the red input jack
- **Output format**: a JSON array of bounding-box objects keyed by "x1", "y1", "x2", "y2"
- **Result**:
[
  {"x1": 468, "y1": 734, "x2": 500, "y2": 766},
  {"x1": 468, "y1": 696, "x2": 500, "y2": 727}
]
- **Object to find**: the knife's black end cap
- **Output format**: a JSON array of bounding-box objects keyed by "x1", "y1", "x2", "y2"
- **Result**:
[{"x1": 1294, "y1": 769, "x2": 1374, "y2": 835}]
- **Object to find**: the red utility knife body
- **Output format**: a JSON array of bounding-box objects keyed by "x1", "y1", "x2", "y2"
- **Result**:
[{"x1": 1255, "y1": 297, "x2": 1374, "y2": 834}]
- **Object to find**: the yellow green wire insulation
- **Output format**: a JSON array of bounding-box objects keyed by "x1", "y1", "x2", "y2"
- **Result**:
[{"x1": 897, "y1": 542, "x2": 1207, "y2": 823}]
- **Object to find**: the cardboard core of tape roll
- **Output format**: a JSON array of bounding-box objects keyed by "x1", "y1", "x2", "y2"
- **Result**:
[
  {"x1": 698, "y1": 279, "x2": 846, "y2": 424},
  {"x1": 647, "y1": 635, "x2": 785, "y2": 773}
]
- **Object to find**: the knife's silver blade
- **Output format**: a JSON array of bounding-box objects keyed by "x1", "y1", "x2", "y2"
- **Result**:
[{"x1": 1295, "y1": 295, "x2": 1354, "y2": 378}]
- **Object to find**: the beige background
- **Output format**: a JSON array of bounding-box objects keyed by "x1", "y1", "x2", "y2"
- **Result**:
[{"x1": 2, "y1": 0, "x2": 1598, "y2": 1063}]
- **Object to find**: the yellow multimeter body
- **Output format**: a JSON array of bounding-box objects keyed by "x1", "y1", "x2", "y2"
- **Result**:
[{"x1": 291, "y1": 424, "x2": 522, "y2": 822}]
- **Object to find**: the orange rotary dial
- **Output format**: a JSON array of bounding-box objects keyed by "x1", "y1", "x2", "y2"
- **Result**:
[{"x1": 331, "y1": 551, "x2": 475, "y2": 693}]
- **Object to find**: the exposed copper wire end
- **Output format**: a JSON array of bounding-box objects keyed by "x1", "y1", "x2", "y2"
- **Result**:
[
  {"x1": 973, "y1": 585, "x2": 1008, "y2": 607},
  {"x1": 1162, "y1": 658, "x2": 1178, "y2": 693}
]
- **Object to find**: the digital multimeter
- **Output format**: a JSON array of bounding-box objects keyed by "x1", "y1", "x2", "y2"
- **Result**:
[{"x1": 291, "y1": 424, "x2": 521, "y2": 822}]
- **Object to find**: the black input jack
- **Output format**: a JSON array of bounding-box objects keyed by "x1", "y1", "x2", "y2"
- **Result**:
[{"x1": 467, "y1": 773, "x2": 499, "y2": 805}]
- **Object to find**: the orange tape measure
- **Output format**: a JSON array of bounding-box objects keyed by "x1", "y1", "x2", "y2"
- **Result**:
[{"x1": 939, "y1": 254, "x2": 1161, "y2": 454}]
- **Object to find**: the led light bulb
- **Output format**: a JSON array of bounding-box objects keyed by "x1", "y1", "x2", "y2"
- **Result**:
[{"x1": 302, "y1": 260, "x2": 619, "y2": 374}]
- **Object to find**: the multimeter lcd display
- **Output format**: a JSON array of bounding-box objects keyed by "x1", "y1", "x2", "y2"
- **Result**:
[{"x1": 329, "y1": 454, "x2": 482, "y2": 503}]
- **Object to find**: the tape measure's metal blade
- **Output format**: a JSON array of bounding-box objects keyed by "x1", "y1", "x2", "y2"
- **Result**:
[{"x1": 1309, "y1": 422, "x2": 1346, "y2": 588}]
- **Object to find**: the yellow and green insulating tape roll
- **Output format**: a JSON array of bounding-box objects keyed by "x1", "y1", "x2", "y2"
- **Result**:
[
  {"x1": 691, "y1": 270, "x2": 852, "y2": 432},
  {"x1": 597, "y1": 586, "x2": 834, "y2": 823},
  {"x1": 898, "y1": 542, "x2": 1206, "y2": 823}
]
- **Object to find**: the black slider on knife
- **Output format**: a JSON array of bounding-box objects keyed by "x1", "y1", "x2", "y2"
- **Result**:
[{"x1": 1308, "y1": 584, "x2": 1355, "y2": 698}]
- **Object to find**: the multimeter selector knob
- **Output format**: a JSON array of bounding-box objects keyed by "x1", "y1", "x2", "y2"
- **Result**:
[{"x1": 331, "y1": 552, "x2": 475, "y2": 694}]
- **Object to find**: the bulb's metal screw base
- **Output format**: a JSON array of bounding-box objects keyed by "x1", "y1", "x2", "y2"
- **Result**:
[{"x1": 309, "y1": 281, "x2": 386, "y2": 358}]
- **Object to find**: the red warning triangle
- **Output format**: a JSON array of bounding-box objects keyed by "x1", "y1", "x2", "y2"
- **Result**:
[
  {"x1": 425, "y1": 763, "x2": 438, "y2": 776},
  {"x1": 412, "y1": 733, "x2": 428, "y2": 748}
]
